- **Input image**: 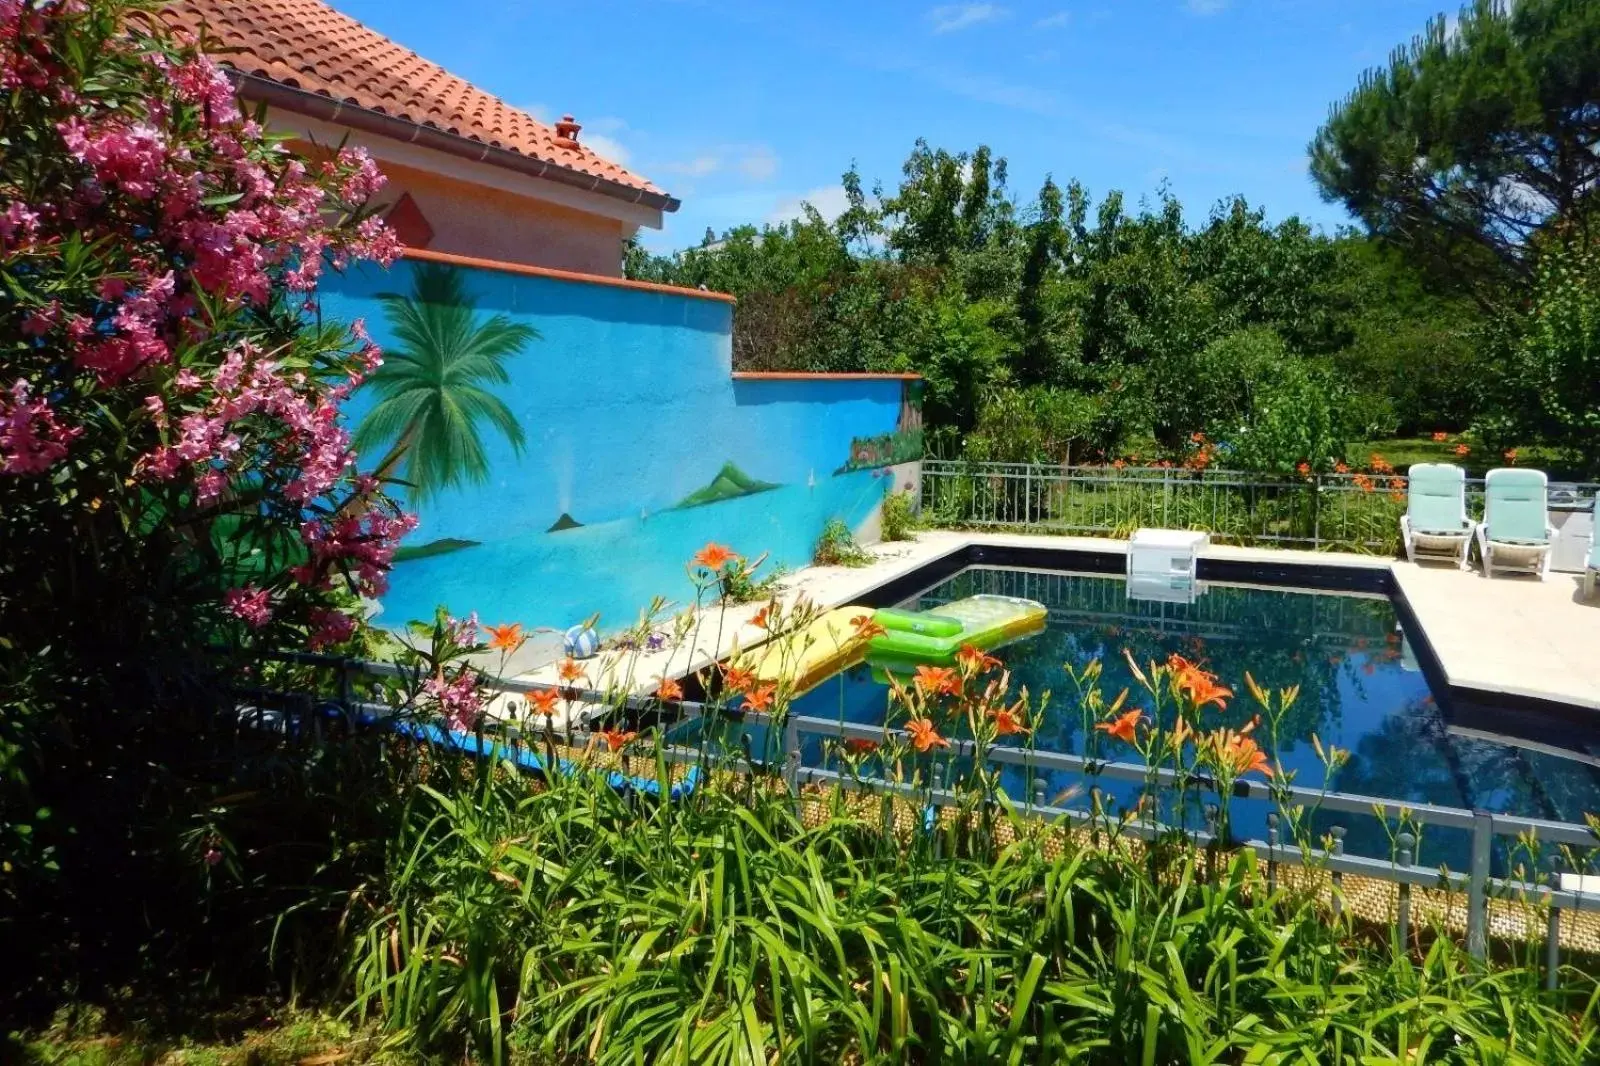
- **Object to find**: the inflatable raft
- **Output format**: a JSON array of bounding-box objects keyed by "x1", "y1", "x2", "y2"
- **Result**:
[
  {"x1": 866, "y1": 594, "x2": 1046, "y2": 670},
  {"x1": 744, "y1": 605, "x2": 874, "y2": 696}
]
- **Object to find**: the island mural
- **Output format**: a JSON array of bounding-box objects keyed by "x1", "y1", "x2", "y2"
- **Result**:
[{"x1": 319, "y1": 255, "x2": 920, "y2": 633}]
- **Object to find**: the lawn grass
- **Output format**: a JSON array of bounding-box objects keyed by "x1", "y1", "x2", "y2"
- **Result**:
[
  {"x1": 1349, "y1": 436, "x2": 1581, "y2": 478},
  {"x1": 5, "y1": 1005, "x2": 413, "y2": 1066}
]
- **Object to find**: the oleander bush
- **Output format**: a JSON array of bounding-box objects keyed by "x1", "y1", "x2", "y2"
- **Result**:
[{"x1": 0, "y1": 0, "x2": 404, "y2": 1013}]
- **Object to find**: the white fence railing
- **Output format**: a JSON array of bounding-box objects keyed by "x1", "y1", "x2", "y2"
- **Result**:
[{"x1": 919, "y1": 460, "x2": 1599, "y2": 553}]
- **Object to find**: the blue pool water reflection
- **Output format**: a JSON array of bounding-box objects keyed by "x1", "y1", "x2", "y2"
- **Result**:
[{"x1": 785, "y1": 567, "x2": 1600, "y2": 870}]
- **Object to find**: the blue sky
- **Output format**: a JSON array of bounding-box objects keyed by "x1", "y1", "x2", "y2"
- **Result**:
[{"x1": 336, "y1": 0, "x2": 1458, "y2": 252}]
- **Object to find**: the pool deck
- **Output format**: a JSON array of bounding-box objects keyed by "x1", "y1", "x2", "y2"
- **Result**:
[
  {"x1": 1391, "y1": 560, "x2": 1600, "y2": 712},
  {"x1": 506, "y1": 530, "x2": 1600, "y2": 720}
]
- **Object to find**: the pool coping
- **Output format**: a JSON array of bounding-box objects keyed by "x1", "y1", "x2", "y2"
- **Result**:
[{"x1": 510, "y1": 530, "x2": 1600, "y2": 738}]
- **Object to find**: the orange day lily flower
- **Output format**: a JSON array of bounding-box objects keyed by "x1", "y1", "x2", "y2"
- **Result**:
[
  {"x1": 691, "y1": 542, "x2": 739, "y2": 571},
  {"x1": 557, "y1": 657, "x2": 586, "y2": 684},
  {"x1": 913, "y1": 664, "x2": 960, "y2": 696},
  {"x1": 850, "y1": 613, "x2": 887, "y2": 641},
  {"x1": 905, "y1": 717, "x2": 951, "y2": 753},
  {"x1": 1183, "y1": 672, "x2": 1233, "y2": 710},
  {"x1": 1095, "y1": 708, "x2": 1144, "y2": 744},
  {"x1": 1504, "y1": 448, "x2": 1519, "y2": 463},
  {"x1": 598, "y1": 727, "x2": 638, "y2": 752},
  {"x1": 750, "y1": 604, "x2": 772, "y2": 631},
  {"x1": 843, "y1": 737, "x2": 880, "y2": 756},
  {"x1": 1454, "y1": 443, "x2": 1470, "y2": 457},
  {"x1": 1212, "y1": 729, "x2": 1272, "y2": 778},
  {"x1": 721, "y1": 664, "x2": 755, "y2": 695},
  {"x1": 742, "y1": 684, "x2": 776, "y2": 713},
  {"x1": 1432, "y1": 431, "x2": 1448, "y2": 443},
  {"x1": 955, "y1": 643, "x2": 1000, "y2": 674},
  {"x1": 528, "y1": 688, "x2": 561, "y2": 717},
  {"x1": 483, "y1": 623, "x2": 525, "y2": 651},
  {"x1": 655, "y1": 676, "x2": 684, "y2": 702},
  {"x1": 991, "y1": 706, "x2": 1029, "y2": 737}
]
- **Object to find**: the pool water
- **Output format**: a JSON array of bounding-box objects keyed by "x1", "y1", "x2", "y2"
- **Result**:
[{"x1": 779, "y1": 567, "x2": 1600, "y2": 869}]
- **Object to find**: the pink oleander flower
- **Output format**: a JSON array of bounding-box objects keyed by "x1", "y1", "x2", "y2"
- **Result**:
[
  {"x1": 424, "y1": 670, "x2": 483, "y2": 733},
  {"x1": 1, "y1": 379, "x2": 82, "y2": 474},
  {"x1": 224, "y1": 585, "x2": 272, "y2": 628},
  {"x1": 306, "y1": 607, "x2": 356, "y2": 651}
]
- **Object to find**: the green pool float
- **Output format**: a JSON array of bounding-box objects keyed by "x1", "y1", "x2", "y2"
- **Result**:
[{"x1": 866, "y1": 594, "x2": 1047, "y2": 671}]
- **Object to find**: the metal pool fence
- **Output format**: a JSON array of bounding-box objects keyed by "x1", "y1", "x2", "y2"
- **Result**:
[
  {"x1": 919, "y1": 460, "x2": 1600, "y2": 553},
  {"x1": 250, "y1": 650, "x2": 1600, "y2": 985},
  {"x1": 725, "y1": 705, "x2": 1600, "y2": 980}
]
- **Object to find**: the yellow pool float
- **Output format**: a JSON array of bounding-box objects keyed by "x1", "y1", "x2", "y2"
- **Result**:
[{"x1": 743, "y1": 605, "x2": 875, "y2": 695}]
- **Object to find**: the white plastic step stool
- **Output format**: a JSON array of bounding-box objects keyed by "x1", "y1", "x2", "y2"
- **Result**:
[{"x1": 1127, "y1": 529, "x2": 1209, "y2": 583}]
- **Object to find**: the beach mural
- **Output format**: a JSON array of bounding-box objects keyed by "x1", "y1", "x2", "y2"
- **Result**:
[{"x1": 318, "y1": 253, "x2": 920, "y2": 633}]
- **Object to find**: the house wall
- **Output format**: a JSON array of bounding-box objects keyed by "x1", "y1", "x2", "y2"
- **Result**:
[
  {"x1": 373, "y1": 160, "x2": 628, "y2": 277},
  {"x1": 319, "y1": 251, "x2": 923, "y2": 634},
  {"x1": 274, "y1": 114, "x2": 664, "y2": 277}
]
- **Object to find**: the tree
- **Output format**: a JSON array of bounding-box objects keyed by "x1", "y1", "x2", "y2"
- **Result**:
[
  {"x1": 1309, "y1": 0, "x2": 1600, "y2": 303},
  {"x1": 1015, "y1": 176, "x2": 1072, "y2": 386},
  {"x1": 354, "y1": 264, "x2": 538, "y2": 503},
  {"x1": 1478, "y1": 237, "x2": 1600, "y2": 473}
]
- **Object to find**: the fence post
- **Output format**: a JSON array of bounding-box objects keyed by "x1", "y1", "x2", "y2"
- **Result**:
[
  {"x1": 1396, "y1": 832, "x2": 1415, "y2": 954},
  {"x1": 782, "y1": 718, "x2": 801, "y2": 794},
  {"x1": 1025, "y1": 465, "x2": 1032, "y2": 525},
  {"x1": 1330, "y1": 826, "x2": 1346, "y2": 920},
  {"x1": 1467, "y1": 810, "x2": 1493, "y2": 959},
  {"x1": 1265, "y1": 812, "x2": 1279, "y2": 894},
  {"x1": 1312, "y1": 473, "x2": 1322, "y2": 549},
  {"x1": 1545, "y1": 856, "x2": 1564, "y2": 991},
  {"x1": 1162, "y1": 468, "x2": 1172, "y2": 527}
]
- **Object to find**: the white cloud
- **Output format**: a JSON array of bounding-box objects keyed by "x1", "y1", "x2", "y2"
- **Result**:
[
  {"x1": 583, "y1": 132, "x2": 629, "y2": 166},
  {"x1": 1185, "y1": 0, "x2": 1228, "y2": 14},
  {"x1": 737, "y1": 145, "x2": 779, "y2": 181},
  {"x1": 1034, "y1": 11, "x2": 1069, "y2": 29},
  {"x1": 928, "y1": 67, "x2": 1059, "y2": 114},
  {"x1": 928, "y1": 4, "x2": 1007, "y2": 33},
  {"x1": 767, "y1": 185, "x2": 851, "y2": 225},
  {"x1": 662, "y1": 155, "x2": 722, "y2": 177},
  {"x1": 521, "y1": 102, "x2": 552, "y2": 123},
  {"x1": 658, "y1": 144, "x2": 779, "y2": 182}
]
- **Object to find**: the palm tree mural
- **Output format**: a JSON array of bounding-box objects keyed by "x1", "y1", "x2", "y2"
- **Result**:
[{"x1": 354, "y1": 263, "x2": 538, "y2": 505}]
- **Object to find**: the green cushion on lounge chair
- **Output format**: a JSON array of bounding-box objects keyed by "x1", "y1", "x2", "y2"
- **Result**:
[
  {"x1": 1482, "y1": 468, "x2": 1550, "y2": 545},
  {"x1": 1406, "y1": 463, "x2": 1470, "y2": 535}
]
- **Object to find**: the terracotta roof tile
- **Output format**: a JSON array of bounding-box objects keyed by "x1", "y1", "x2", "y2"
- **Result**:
[{"x1": 159, "y1": 0, "x2": 664, "y2": 198}]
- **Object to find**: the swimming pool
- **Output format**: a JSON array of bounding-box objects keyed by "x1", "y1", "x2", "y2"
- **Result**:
[{"x1": 775, "y1": 565, "x2": 1600, "y2": 869}]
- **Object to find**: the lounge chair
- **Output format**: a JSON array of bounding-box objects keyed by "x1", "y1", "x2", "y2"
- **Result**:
[
  {"x1": 1585, "y1": 496, "x2": 1599, "y2": 599},
  {"x1": 1400, "y1": 463, "x2": 1475, "y2": 569},
  {"x1": 1476, "y1": 468, "x2": 1555, "y2": 579}
]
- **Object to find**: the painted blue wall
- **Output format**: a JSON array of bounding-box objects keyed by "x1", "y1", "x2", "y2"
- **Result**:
[{"x1": 319, "y1": 257, "x2": 912, "y2": 632}]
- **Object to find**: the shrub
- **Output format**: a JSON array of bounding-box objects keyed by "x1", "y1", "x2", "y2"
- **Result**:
[
  {"x1": 880, "y1": 486, "x2": 919, "y2": 541},
  {"x1": 964, "y1": 385, "x2": 1111, "y2": 464},
  {"x1": 0, "y1": 0, "x2": 401, "y2": 1009},
  {"x1": 1228, "y1": 359, "x2": 1353, "y2": 473},
  {"x1": 813, "y1": 516, "x2": 873, "y2": 566}
]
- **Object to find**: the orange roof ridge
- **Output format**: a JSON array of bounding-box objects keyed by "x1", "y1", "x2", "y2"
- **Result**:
[{"x1": 159, "y1": 0, "x2": 673, "y2": 209}]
